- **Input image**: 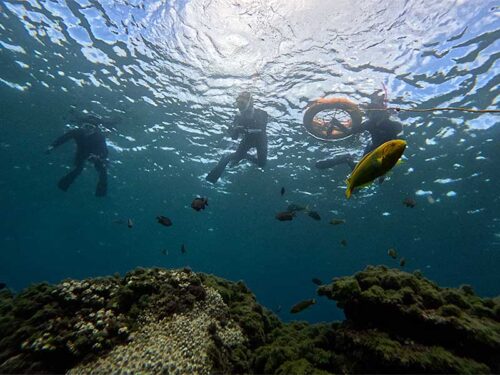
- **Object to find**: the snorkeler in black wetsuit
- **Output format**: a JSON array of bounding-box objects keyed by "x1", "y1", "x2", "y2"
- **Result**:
[
  {"x1": 206, "y1": 92, "x2": 268, "y2": 184},
  {"x1": 46, "y1": 115, "x2": 110, "y2": 197},
  {"x1": 315, "y1": 91, "x2": 403, "y2": 170}
]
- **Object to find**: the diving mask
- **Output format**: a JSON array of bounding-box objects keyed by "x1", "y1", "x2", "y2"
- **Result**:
[{"x1": 236, "y1": 92, "x2": 253, "y2": 113}]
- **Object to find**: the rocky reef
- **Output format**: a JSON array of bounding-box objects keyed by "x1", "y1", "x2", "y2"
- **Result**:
[{"x1": 0, "y1": 265, "x2": 498, "y2": 374}]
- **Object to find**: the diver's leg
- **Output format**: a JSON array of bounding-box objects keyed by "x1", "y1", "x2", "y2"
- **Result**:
[
  {"x1": 228, "y1": 138, "x2": 251, "y2": 167},
  {"x1": 94, "y1": 158, "x2": 108, "y2": 197},
  {"x1": 255, "y1": 135, "x2": 267, "y2": 168},
  {"x1": 316, "y1": 154, "x2": 354, "y2": 169},
  {"x1": 58, "y1": 161, "x2": 84, "y2": 191},
  {"x1": 206, "y1": 138, "x2": 252, "y2": 183}
]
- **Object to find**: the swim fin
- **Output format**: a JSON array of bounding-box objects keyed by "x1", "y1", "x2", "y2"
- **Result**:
[
  {"x1": 315, "y1": 154, "x2": 353, "y2": 170},
  {"x1": 206, "y1": 155, "x2": 232, "y2": 184},
  {"x1": 95, "y1": 179, "x2": 107, "y2": 197},
  {"x1": 57, "y1": 176, "x2": 72, "y2": 192}
]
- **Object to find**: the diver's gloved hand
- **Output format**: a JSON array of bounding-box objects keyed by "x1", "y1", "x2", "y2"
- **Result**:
[
  {"x1": 228, "y1": 126, "x2": 243, "y2": 140},
  {"x1": 45, "y1": 145, "x2": 54, "y2": 155}
]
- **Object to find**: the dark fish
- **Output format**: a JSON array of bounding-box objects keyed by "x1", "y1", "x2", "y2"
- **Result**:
[
  {"x1": 156, "y1": 215, "x2": 172, "y2": 227},
  {"x1": 191, "y1": 197, "x2": 208, "y2": 211},
  {"x1": 181, "y1": 244, "x2": 186, "y2": 253},
  {"x1": 127, "y1": 218, "x2": 133, "y2": 228},
  {"x1": 312, "y1": 278, "x2": 323, "y2": 286},
  {"x1": 287, "y1": 203, "x2": 308, "y2": 212},
  {"x1": 340, "y1": 239, "x2": 348, "y2": 247},
  {"x1": 276, "y1": 305, "x2": 282, "y2": 313},
  {"x1": 0, "y1": 283, "x2": 6, "y2": 290},
  {"x1": 275, "y1": 211, "x2": 295, "y2": 221},
  {"x1": 161, "y1": 249, "x2": 168, "y2": 256},
  {"x1": 290, "y1": 298, "x2": 316, "y2": 314},
  {"x1": 403, "y1": 197, "x2": 416, "y2": 208},
  {"x1": 329, "y1": 219, "x2": 346, "y2": 225},
  {"x1": 387, "y1": 248, "x2": 398, "y2": 259},
  {"x1": 280, "y1": 187, "x2": 285, "y2": 196},
  {"x1": 307, "y1": 211, "x2": 321, "y2": 221},
  {"x1": 399, "y1": 257, "x2": 406, "y2": 267}
]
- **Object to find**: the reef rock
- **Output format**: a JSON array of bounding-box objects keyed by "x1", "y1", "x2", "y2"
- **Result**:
[
  {"x1": 0, "y1": 265, "x2": 498, "y2": 374},
  {"x1": 0, "y1": 267, "x2": 277, "y2": 374},
  {"x1": 316, "y1": 265, "x2": 500, "y2": 373}
]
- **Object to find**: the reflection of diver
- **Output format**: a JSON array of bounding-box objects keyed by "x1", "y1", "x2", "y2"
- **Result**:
[
  {"x1": 206, "y1": 92, "x2": 268, "y2": 184},
  {"x1": 315, "y1": 91, "x2": 403, "y2": 170},
  {"x1": 46, "y1": 116, "x2": 110, "y2": 197}
]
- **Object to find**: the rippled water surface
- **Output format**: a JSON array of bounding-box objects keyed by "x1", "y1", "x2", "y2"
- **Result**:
[{"x1": 0, "y1": 0, "x2": 499, "y2": 322}]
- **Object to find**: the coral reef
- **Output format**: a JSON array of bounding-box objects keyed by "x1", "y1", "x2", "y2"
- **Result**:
[
  {"x1": 0, "y1": 265, "x2": 498, "y2": 374},
  {"x1": 317, "y1": 265, "x2": 500, "y2": 373}
]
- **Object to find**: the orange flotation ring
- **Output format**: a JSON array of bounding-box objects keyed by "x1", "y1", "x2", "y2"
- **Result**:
[{"x1": 303, "y1": 97, "x2": 362, "y2": 141}]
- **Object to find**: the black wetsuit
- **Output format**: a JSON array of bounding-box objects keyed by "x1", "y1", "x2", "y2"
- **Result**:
[
  {"x1": 316, "y1": 116, "x2": 403, "y2": 170},
  {"x1": 51, "y1": 127, "x2": 108, "y2": 196},
  {"x1": 206, "y1": 108, "x2": 268, "y2": 183}
]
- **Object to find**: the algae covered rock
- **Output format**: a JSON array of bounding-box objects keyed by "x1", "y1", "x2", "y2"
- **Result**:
[
  {"x1": 318, "y1": 265, "x2": 500, "y2": 373},
  {"x1": 1, "y1": 265, "x2": 499, "y2": 374},
  {"x1": 0, "y1": 268, "x2": 248, "y2": 374}
]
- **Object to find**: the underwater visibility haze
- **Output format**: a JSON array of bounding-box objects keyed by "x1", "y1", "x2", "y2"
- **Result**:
[{"x1": 0, "y1": 0, "x2": 499, "y2": 329}]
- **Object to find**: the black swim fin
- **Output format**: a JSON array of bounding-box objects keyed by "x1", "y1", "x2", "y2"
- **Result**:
[
  {"x1": 206, "y1": 155, "x2": 232, "y2": 184},
  {"x1": 58, "y1": 175, "x2": 74, "y2": 191},
  {"x1": 95, "y1": 180, "x2": 107, "y2": 197},
  {"x1": 315, "y1": 154, "x2": 354, "y2": 170}
]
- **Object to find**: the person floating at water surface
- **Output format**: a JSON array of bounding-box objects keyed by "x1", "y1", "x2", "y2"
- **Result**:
[
  {"x1": 315, "y1": 90, "x2": 404, "y2": 171},
  {"x1": 206, "y1": 91, "x2": 268, "y2": 183},
  {"x1": 46, "y1": 113, "x2": 112, "y2": 197}
]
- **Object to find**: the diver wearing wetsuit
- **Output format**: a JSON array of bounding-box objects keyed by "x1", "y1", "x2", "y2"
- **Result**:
[
  {"x1": 47, "y1": 120, "x2": 108, "y2": 197},
  {"x1": 206, "y1": 92, "x2": 268, "y2": 183},
  {"x1": 316, "y1": 91, "x2": 403, "y2": 170}
]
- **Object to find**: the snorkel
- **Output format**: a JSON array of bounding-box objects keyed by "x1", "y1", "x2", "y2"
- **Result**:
[{"x1": 236, "y1": 92, "x2": 255, "y2": 119}]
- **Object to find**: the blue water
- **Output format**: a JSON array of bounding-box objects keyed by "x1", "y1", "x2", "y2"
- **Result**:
[{"x1": 0, "y1": 0, "x2": 499, "y2": 323}]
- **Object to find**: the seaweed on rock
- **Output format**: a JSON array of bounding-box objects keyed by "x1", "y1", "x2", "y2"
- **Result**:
[{"x1": 0, "y1": 266, "x2": 498, "y2": 374}]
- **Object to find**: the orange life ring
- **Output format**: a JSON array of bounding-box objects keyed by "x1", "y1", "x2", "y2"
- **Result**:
[{"x1": 303, "y1": 97, "x2": 362, "y2": 141}]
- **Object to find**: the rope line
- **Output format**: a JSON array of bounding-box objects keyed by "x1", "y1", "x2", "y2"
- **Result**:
[{"x1": 366, "y1": 106, "x2": 500, "y2": 114}]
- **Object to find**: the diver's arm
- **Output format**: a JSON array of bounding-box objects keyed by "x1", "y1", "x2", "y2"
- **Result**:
[
  {"x1": 391, "y1": 119, "x2": 403, "y2": 135},
  {"x1": 350, "y1": 120, "x2": 368, "y2": 134},
  {"x1": 228, "y1": 116, "x2": 244, "y2": 139},
  {"x1": 50, "y1": 129, "x2": 80, "y2": 149}
]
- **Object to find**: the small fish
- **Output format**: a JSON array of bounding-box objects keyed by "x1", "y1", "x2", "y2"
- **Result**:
[
  {"x1": 290, "y1": 298, "x2": 316, "y2": 314},
  {"x1": 127, "y1": 218, "x2": 133, "y2": 228},
  {"x1": 387, "y1": 248, "x2": 398, "y2": 259},
  {"x1": 181, "y1": 244, "x2": 186, "y2": 253},
  {"x1": 399, "y1": 257, "x2": 406, "y2": 267},
  {"x1": 340, "y1": 239, "x2": 348, "y2": 247},
  {"x1": 275, "y1": 211, "x2": 295, "y2": 221},
  {"x1": 403, "y1": 197, "x2": 416, "y2": 208},
  {"x1": 427, "y1": 196, "x2": 435, "y2": 204},
  {"x1": 0, "y1": 283, "x2": 6, "y2": 290},
  {"x1": 287, "y1": 203, "x2": 308, "y2": 212},
  {"x1": 307, "y1": 211, "x2": 321, "y2": 221},
  {"x1": 161, "y1": 249, "x2": 168, "y2": 256},
  {"x1": 156, "y1": 215, "x2": 172, "y2": 227},
  {"x1": 276, "y1": 305, "x2": 282, "y2": 313},
  {"x1": 280, "y1": 187, "x2": 285, "y2": 196},
  {"x1": 191, "y1": 197, "x2": 208, "y2": 211},
  {"x1": 330, "y1": 219, "x2": 346, "y2": 225},
  {"x1": 312, "y1": 278, "x2": 323, "y2": 286}
]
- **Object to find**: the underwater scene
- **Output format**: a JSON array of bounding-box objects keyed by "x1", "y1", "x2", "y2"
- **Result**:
[{"x1": 0, "y1": 0, "x2": 499, "y2": 373}]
